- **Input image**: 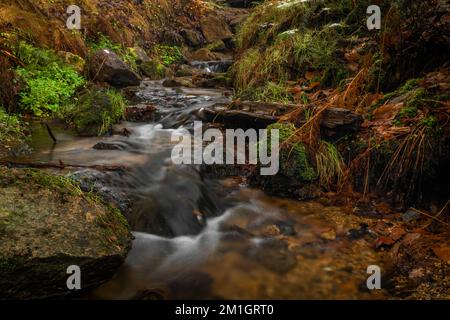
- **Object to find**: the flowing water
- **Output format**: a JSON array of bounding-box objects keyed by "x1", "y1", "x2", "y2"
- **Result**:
[{"x1": 19, "y1": 76, "x2": 391, "y2": 300}]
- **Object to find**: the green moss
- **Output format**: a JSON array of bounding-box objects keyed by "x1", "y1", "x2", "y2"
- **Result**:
[
  {"x1": 0, "y1": 107, "x2": 26, "y2": 146},
  {"x1": 206, "y1": 40, "x2": 226, "y2": 52},
  {"x1": 233, "y1": 7, "x2": 349, "y2": 102},
  {"x1": 5, "y1": 168, "x2": 83, "y2": 197},
  {"x1": 139, "y1": 60, "x2": 167, "y2": 80},
  {"x1": 64, "y1": 89, "x2": 127, "y2": 136},
  {"x1": 266, "y1": 123, "x2": 317, "y2": 181}
]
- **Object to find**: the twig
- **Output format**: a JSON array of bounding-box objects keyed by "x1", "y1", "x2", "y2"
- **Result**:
[
  {"x1": 43, "y1": 123, "x2": 57, "y2": 144},
  {"x1": 409, "y1": 207, "x2": 450, "y2": 228}
]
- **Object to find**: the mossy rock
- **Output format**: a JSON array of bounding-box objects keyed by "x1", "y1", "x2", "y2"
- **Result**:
[
  {"x1": 250, "y1": 123, "x2": 318, "y2": 199},
  {"x1": 206, "y1": 40, "x2": 226, "y2": 52},
  {"x1": 268, "y1": 123, "x2": 316, "y2": 181},
  {"x1": 139, "y1": 60, "x2": 167, "y2": 80},
  {"x1": 0, "y1": 167, "x2": 132, "y2": 299},
  {"x1": 67, "y1": 89, "x2": 127, "y2": 136}
]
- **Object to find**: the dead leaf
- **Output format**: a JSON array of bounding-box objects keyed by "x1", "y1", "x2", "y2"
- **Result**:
[
  {"x1": 308, "y1": 81, "x2": 320, "y2": 90},
  {"x1": 432, "y1": 246, "x2": 450, "y2": 263}
]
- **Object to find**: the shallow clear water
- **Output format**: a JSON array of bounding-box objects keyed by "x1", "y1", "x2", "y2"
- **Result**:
[{"x1": 21, "y1": 80, "x2": 389, "y2": 300}]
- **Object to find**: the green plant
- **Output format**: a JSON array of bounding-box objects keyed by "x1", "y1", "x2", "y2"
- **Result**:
[
  {"x1": 0, "y1": 107, "x2": 24, "y2": 140},
  {"x1": 315, "y1": 141, "x2": 345, "y2": 188},
  {"x1": 14, "y1": 42, "x2": 86, "y2": 116},
  {"x1": 89, "y1": 34, "x2": 122, "y2": 53},
  {"x1": 153, "y1": 45, "x2": 184, "y2": 66}
]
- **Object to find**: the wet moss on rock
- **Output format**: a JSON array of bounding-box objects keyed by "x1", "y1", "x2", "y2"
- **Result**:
[
  {"x1": 64, "y1": 88, "x2": 127, "y2": 136},
  {"x1": 0, "y1": 167, "x2": 133, "y2": 299}
]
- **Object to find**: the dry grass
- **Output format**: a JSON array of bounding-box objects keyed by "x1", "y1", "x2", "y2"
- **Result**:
[{"x1": 0, "y1": 0, "x2": 205, "y2": 56}]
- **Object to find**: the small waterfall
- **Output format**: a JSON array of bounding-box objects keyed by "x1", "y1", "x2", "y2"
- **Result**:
[{"x1": 190, "y1": 60, "x2": 233, "y2": 73}]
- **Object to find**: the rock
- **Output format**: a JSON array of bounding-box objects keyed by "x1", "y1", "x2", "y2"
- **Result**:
[
  {"x1": 200, "y1": 102, "x2": 362, "y2": 135},
  {"x1": 70, "y1": 169, "x2": 131, "y2": 215},
  {"x1": 57, "y1": 51, "x2": 85, "y2": 73},
  {"x1": 0, "y1": 168, "x2": 132, "y2": 299},
  {"x1": 175, "y1": 64, "x2": 204, "y2": 77},
  {"x1": 132, "y1": 46, "x2": 150, "y2": 64},
  {"x1": 402, "y1": 208, "x2": 421, "y2": 223},
  {"x1": 248, "y1": 239, "x2": 297, "y2": 274},
  {"x1": 192, "y1": 73, "x2": 232, "y2": 89},
  {"x1": 88, "y1": 49, "x2": 141, "y2": 87},
  {"x1": 226, "y1": 0, "x2": 252, "y2": 8},
  {"x1": 162, "y1": 77, "x2": 194, "y2": 88},
  {"x1": 189, "y1": 48, "x2": 222, "y2": 61},
  {"x1": 125, "y1": 104, "x2": 156, "y2": 122},
  {"x1": 160, "y1": 30, "x2": 185, "y2": 46},
  {"x1": 68, "y1": 89, "x2": 127, "y2": 136},
  {"x1": 229, "y1": 14, "x2": 249, "y2": 32},
  {"x1": 200, "y1": 15, "x2": 233, "y2": 43},
  {"x1": 320, "y1": 229, "x2": 337, "y2": 241},
  {"x1": 206, "y1": 40, "x2": 226, "y2": 52},
  {"x1": 139, "y1": 60, "x2": 167, "y2": 80},
  {"x1": 180, "y1": 29, "x2": 205, "y2": 47},
  {"x1": 320, "y1": 108, "x2": 363, "y2": 137},
  {"x1": 92, "y1": 142, "x2": 125, "y2": 150},
  {"x1": 248, "y1": 123, "x2": 319, "y2": 200}
]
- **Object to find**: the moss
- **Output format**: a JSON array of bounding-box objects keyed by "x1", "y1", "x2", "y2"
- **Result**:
[
  {"x1": 139, "y1": 60, "x2": 167, "y2": 80},
  {"x1": 0, "y1": 107, "x2": 27, "y2": 155},
  {"x1": 64, "y1": 88, "x2": 127, "y2": 136},
  {"x1": 266, "y1": 123, "x2": 317, "y2": 181},
  {"x1": 0, "y1": 167, "x2": 82, "y2": 197},
  {"x1": 233, "y1": 6, "x2": 349, "y2": 102},
  {"x1": 206, "y1": 40, "x2": 226, "y2": 52},
  {"x1": 0, "y1": 166, "x2": 130, "y2": 231}
]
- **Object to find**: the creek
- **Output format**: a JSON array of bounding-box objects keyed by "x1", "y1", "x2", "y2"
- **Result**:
[{"x1": 18, "y1": 66, "x2": 391, "y2": 300}]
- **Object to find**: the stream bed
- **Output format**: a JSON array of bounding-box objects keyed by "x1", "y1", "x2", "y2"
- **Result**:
[{"x1": 18, "y1": 77, "x2": 392, "y2": 300}]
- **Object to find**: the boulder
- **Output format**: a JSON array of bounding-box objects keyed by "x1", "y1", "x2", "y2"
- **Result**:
[
  {"x1": 180, "y1": 29, "x2": 205, "y2": 47},
  {"x1": 162, "y1": 77, "x2": 194, "y2": 88},
  {"x1": 132, "y1": 46, "x2": 150, "y2": 64},
  {"x1": 189, "y1": 48, "x2": 222, "y2": 61},
  {"x1": 206, "y1": 40, "x2": 226, "y2": 52},
  {"x1": 88, "y1": 49, "x2": 141, "y2": 87},
  {"x1": 139, "y1": 60, "x2": 167, "y2": 80},
  {"x1": 160, "y1": 30, "x2": 185, "y2": 46},
  {"x1": 175, "y1": 64, "x2": 204, "y2": 77},
  {"x1": 0, "y1": 168, "x2": 132, "y2": 299},
  {"x1": 248, "y1": 123, "x2": 319, "y2": 200},
  {"x1": 192, "y1": 73, "x2": 232, "y2": 89},
  {"x1": 68, "y1": 89, "x2": 126, "y2": 136},
  {"x1": 125, "y1": 104, "x2": 156, "y2": 122},
  {"x1": 200, "y1": 15, "x2": 233, "y2": 43}
]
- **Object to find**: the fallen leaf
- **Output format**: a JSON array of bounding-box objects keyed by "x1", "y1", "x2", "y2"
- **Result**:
[{"x1": 432, "y1": 246, "x2": 450, "y2": 263}]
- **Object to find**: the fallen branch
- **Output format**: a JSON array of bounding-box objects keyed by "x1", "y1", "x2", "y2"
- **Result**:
[
  {"x1": 0, "y1": 160, "x2": 128, "y2": 172},
  {"x1": 43, "y1": 123, "x2": 57, "y2": 144}
]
